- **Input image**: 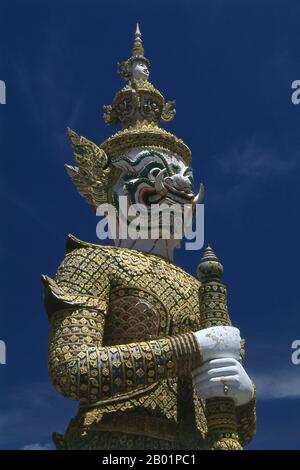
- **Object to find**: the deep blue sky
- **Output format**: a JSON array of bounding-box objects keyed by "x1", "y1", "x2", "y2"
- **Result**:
[{"x1": 0, "y1": 0, "x2": 300, "y2": 450}]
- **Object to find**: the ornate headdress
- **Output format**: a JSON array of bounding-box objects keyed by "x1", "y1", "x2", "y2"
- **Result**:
[
  {"x1": 101, "y1": 24, "x2": 191, "y2": 164},
  {"x1": 66, "y1": 25, "x2": 192, "y2": 210}
]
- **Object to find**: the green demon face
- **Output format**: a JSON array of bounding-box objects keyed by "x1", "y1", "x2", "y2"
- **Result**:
[
  {"x1": 66, "y1": 129, "x2": 204, "y2": 242},
  {"x1": 111, "y1": 149, "x2": 202, "y2": 209}
]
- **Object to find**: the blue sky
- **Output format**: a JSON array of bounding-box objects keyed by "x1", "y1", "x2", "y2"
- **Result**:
[{"x1": 0, "y1": 0, "x2": 300, "y2": 450}]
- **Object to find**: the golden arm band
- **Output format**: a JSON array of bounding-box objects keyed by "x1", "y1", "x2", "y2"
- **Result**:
[{"x1": 49, "y1": 309, "x2": 202, "y2": 404}]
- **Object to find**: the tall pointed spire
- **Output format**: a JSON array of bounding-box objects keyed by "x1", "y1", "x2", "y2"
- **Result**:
[
  {"x1": 132, "y1": 23, "x2": 144, "y2": 58},
  {"x1": 197, "y1": 245, "x2": 224, "y2": 282},
  {"x1": 116, "y1": 23, "x2": 150, "y2": 82}
]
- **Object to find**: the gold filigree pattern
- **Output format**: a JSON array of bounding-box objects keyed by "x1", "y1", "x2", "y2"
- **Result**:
[
  {"x1": 104, "y1": 287, "x2": 169, "y2": 344},
  {"x1": 48, "y1": 304, "x2": 199, "y2": 404},
  {"x1": 65, "y1": 128, "x2": 118, "y2": 209},
  {"x1": 43, "y1": 237, "x2": 256, "y2": 449},
  {"x1": 100, "y1": 123, "x2": 191, "y2": 166},
  {"x1": 236, "y1": 387, "x2": 257, "y2": 445}
]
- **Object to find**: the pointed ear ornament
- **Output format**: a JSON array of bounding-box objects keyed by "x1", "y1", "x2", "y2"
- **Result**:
[{"x1": 65, "y1": 128, "x2": 117, "y2": 210}]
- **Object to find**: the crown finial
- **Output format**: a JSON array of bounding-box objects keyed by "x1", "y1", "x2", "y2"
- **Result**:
[
  {"x1": 116, "y1": 24, "x2": 150, "y2": 82},
  {"x1": 197, "y1": 245, "x2": 224, "y2": 282},
  {"x1": 132, "y1": 23, "x2": 145, "y2": 58}
]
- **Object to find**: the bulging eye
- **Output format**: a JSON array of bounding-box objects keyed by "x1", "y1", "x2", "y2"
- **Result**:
[
  {"x1": 184, "y1": 169, "x2": 194, "y2": 186},
  {"x1": 149, "y1": 167, "x2": 161, "y2": 182}
]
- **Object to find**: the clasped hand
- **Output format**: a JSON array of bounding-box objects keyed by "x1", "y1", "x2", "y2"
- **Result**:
[{"x1": 192, "y1": 326, "x2": 254, "y2": 406}]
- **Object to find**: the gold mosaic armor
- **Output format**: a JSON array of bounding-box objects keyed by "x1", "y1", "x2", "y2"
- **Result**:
[{"x1": 43, "y1": 235, "x2": 256, "y2": 450}]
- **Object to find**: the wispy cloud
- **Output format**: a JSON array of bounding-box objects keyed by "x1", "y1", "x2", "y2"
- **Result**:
[
  {"x1": 21, "y1": 442, "x2": 54, "y2": 451},
  {"x1": 0, "y1": 177, "x2": 65, "y2": 242},
  {"x1": 214, "y1": 137, "x2": 298, "y2": 179},
  {"x1": 253, "y1": 370, "x2": 300, "y2": 400},
  {"x1": 209, "y1": 135, "x2": 300, "y2": 209},
  {"x1": 9, "y1": 26, "x2": 87, "y2": 163},
  {"x1": 0, "y1": 381, "x2": 75, "y2": 449}
]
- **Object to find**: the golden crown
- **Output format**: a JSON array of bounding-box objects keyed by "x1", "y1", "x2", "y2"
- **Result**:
[{"x1": 100, "y1": 24, "x2": 192, "y2": 165}]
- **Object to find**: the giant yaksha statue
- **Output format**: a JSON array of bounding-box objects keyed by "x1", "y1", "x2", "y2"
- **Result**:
[{"x1": 42, "y1": 25, "x2": 256, "y2": 450}]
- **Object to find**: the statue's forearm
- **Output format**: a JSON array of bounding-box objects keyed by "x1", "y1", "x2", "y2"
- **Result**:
[{"x1": 49, "y1": 307, "x2": 201, "y2": 404}]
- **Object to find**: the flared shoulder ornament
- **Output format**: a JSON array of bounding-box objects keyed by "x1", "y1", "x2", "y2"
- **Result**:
[{"x1": 65, "y1": 128, "x2": 117, "y2": 209}]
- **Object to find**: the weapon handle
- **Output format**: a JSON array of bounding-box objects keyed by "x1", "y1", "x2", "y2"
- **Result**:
[{"x1": 197, "y1": 247, "x2": 243, "y2": 450}]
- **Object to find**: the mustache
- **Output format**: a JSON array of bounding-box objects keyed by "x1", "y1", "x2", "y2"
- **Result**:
[{"x1": 154, "y1": 168, "x2": 205, "y2": 205}]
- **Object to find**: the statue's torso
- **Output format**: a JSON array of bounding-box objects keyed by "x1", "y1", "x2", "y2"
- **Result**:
[
  {"x1": 104, "y1": 247, "x2": 201, "y2": 343},
  {"x1": 54, "y1": 240, "x2": 207, "y2": 449}
]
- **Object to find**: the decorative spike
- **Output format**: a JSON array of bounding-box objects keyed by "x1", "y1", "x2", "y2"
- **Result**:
[
  {"x1": 196, "y1": 245, "x2": 224, "y2": 282},
  {"x1": 197, "y1": 245, "x2": 230, "y2": 327},
  {"x1": 132, "y1": 22, "x2": 144, "y2": 57}
]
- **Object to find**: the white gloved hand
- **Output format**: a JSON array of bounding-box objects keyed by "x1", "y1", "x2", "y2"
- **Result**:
[
  {"x1": 192, "y1": 357, "x2": 254, "y2": 406},
  {"x1": 193, "y1": 326, "x2": 241, "y2": 363}
]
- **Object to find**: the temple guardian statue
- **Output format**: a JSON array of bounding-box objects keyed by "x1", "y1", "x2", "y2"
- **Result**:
[{"x1": 42, "y1": 25, "x2": 256, "y2": 450}]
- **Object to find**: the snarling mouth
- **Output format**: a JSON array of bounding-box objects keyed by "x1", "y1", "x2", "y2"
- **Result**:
[{"x1": 139, "y1": 186, "x2": 195, "y2": 206}]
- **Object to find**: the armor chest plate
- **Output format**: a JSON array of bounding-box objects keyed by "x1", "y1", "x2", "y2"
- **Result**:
[{"x1": 103, "y1": 249, "x2": 201, "y2": 345}]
